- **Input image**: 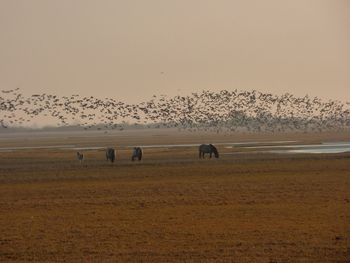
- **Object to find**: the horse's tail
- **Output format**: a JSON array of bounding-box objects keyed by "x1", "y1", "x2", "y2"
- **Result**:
[{"x1": 199, "y1": 145, "x2": 203, "y2": 159}]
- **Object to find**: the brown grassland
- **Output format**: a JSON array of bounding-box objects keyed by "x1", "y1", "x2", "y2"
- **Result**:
[{"x1": 0, "y1": 130, "x2": 350, "y2": 262}]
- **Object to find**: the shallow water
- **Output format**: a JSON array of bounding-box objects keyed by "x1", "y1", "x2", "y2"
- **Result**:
[
  {"x1": 286, "y1": 144, "x2": 350, "y2": 154},
  {"x1": 0, "y1": 145, "x2": 76, "y2": 152},
  {"x1": 0, "y1": 140, "x2": 297, "y2": 152},
  {"x1": 1, "y1": 141, "x2": 349, "y2": 154},
  {"x1": 248, "y1": 142, "x2": 350, "y2": 154}
]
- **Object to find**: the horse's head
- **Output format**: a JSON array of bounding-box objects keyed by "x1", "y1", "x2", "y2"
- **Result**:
[{"x1": 210, "y1": 144, "x2": 219, "y2": 158}]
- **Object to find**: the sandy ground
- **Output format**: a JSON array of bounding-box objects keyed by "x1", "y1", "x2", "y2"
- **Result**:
[{"x1": 0, "y1": 130, "x2": 350, "y2": 262}]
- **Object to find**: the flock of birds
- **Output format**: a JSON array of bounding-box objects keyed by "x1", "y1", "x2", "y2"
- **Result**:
[{"x1": 1, "y1": 88, "x2": 350, "y2": 133}]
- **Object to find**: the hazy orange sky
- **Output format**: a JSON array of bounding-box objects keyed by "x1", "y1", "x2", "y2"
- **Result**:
[{"x1": 0, "y1": 0, "x2": 349, "y2": 103}]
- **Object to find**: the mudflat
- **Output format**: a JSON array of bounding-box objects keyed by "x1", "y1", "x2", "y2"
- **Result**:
[{"x1": 1, "y1": 130, "x2": 349, "y2": 262}]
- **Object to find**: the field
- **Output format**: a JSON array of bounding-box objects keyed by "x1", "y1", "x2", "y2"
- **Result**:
[{"x1": 1, "y1": 129, "x2": 350, "y2": 262}]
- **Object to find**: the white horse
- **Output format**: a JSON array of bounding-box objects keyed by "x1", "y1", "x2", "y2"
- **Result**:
[{"x1": 76, "y1": 152, "x2": 84, "y2": 163}]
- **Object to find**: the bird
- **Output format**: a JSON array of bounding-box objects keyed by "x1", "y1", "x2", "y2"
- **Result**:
[{"x1": 0, "y1": 88, "x2": 349, "y2": 133}]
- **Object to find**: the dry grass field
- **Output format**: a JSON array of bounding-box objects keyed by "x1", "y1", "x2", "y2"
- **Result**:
[{"x1": 0, "y1": 130, "x2": 350, "y2": 262}]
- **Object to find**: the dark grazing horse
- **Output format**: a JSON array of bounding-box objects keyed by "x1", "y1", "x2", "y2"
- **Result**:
[
  {"x1": 131, "y1": 147, "x2": 143, "y2": 161},
  {"x1": 106, "y1": 148, "x2": 116, "y2": 163},
  {"x1": 199, "y1": 144, "x2": 219, "y2": 159}
]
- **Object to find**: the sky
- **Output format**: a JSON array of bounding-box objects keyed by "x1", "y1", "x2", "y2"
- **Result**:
[{"x1": 0, "y1": 0, "x2": 349, "y2": 103}]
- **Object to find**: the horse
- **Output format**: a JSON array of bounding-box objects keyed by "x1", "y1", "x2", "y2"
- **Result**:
[
  {"x1": 131, "y1": 147, "x2": 143, "y2": 161},
  {"x1": 106, "y1": 148, "x2": 116, "y2": 163},
  {"x1": 199, "y1": 144, "x2": 219, "y2": 159},
  {"x1": 76, "y1": 152, "x2": 84, "y2": 163}
]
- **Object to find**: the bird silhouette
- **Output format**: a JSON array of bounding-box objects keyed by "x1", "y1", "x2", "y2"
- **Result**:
[{"x1": 0, "y1": 88, "x2": 349, "y2": 133}]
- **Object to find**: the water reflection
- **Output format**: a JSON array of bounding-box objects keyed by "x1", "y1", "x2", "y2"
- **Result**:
[
  {"x1": 248, "y1": 142, "x2": 350, "y2": 154},
  {"x1": 1, "y1": 141, "x2": 350, "y2": 154}
]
